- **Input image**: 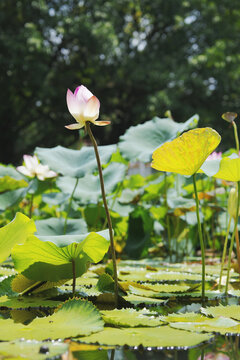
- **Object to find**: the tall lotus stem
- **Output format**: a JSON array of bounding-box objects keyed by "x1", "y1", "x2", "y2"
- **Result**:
[
  {"x1": 232, "y1": 121, "x2": 239, "y2": 154},
  {"x1": 225, "y1": 181, "x2": 240, "y2": 294},
  {"x1": 72, "y1": 259, "x2": 76, "y2": 297},
  {"x1": 29, "y1": 193, "x2": 34, "y2": 218},
  {"x1": 219, "y1": 216, "x2": 232, "y2": 289},
  {"x1": 164, "y1": 173, "x2": 172, "y2": 261},
  {"x1": 86, "y1": 121, "x2": 118, "y2": 307},
  {"x1": 193, "y1": 173, "x2": 205, "y2": 302}
]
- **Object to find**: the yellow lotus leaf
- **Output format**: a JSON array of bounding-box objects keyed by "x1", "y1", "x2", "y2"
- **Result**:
[
  {"x1": 213, "y1": 157, "x2": 240, "y2": 181},
  {"x1": 151, "y1": 128, "x2": 221, "y2": 175}
]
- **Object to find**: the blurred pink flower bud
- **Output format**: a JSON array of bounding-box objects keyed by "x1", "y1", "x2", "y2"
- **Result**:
[
  {"x1": 197, "y1": 353, "x2": 229, "y2": 360},
  {"x1": 207, "y1": 151, "x2": 222, "y2": 161}
]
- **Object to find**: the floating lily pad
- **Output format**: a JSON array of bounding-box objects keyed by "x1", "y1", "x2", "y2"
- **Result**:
[
  {"x1": 101, "y1": 308, "x2": 162, "y2": 327},
  {"x1": 159, "y1": 312, "x2": 204, "y2": 323},
  {"x1": 123, "y1": 294, "x2": 165, "y2": 306},
  {"x1": 0, "y1": 340, "x2": 68, "y2": 360},
  {"x1": 0, "y1": 298, "x2": 104, "y2": 340},
  {"x1": 201, "y1": 305, "x2": 240, "y2": 321},
  {"x1": 0, "y1": 295, "x2": 62, "y2": 309},
  {"x1": 79, "y1": 325, "x2": 212, "y2": 348},
  {"x1": 129, "y1": 284, "x2": 191, "y2": 298},
  {"x1": 170, "y1": 316, "x2": 240, "y2": 335}
]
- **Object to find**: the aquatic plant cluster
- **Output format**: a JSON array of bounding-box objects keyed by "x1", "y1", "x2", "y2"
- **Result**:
[{"x1": 0, "y1": 87, "x2": 240, "y2": 358}]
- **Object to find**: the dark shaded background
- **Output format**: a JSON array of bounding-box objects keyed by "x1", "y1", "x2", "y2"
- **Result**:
[{"x1": 1, "y1": 0, "x2": 240, "y2": 164}]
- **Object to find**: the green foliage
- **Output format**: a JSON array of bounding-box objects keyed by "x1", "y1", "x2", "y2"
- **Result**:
[{"x1": 125, "y1": 207, "x2": 154, "y2": 258}]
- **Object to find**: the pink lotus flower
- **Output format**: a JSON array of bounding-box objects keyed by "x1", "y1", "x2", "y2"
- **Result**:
[
  {"x1": 207, "y1": 151, "x2": 222, "y2": 161},
  {"x1": 65, "y1": 85, "x2": 110, "y2": 130},
  {"x1": 197, "y1": 353, "x2": 229, "y2": 360},
  {"x1": 17, "y1": 155, "x2": 57, "y2": 181}
]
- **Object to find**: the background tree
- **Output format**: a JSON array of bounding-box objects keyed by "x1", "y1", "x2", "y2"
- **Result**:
[{"x1": 1, "y1": 0, "x2": 240, "y2": 164}]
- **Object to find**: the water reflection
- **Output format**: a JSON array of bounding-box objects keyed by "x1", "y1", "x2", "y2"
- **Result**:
[{"x1": 70, "y1": 335, "x2": 240, "y2": 360}]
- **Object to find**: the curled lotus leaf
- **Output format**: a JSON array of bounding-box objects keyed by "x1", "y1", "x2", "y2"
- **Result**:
[
  {"x1": 152, "y1": 127, "x2": 221, "y2": 175},
  {"x1": 213, "y1": 157, "x2": 240, "y2": 181}
]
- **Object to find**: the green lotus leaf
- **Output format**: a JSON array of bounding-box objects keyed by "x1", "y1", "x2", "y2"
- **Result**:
[
  {"x1": 119, "y1": 115, "x2": 199, "y2": 162},
  {"x1": 0, "y1": 340, "x2": 68, "y2": 360},
  {"x1": 145, "y1": 271, "x2": 212, "y2": 282},
  {"x1": 96, "y1": 273, "x2": 115, "y2": 293},
  {"x1": 213, "y1": 157, "x2": 240, "y2": 181},
  {"x1": 170, "y1": 316, "x2": 240, "y2": 335},
  {"x1": 101, "y1": 308, "x2": 162, "y2": 327},
  {"x1": 0, "y1": 164, "x2": 25, "y2": 180},
  {"x1": 11, "y1": 273, "x2": 66, "y2": 295},
  {"x1": 35, "y1": 217, "x2": 88, "y2": 235},
  {"x1": 79, "y1": 325, "x2": 212, "y2": 348},
  {"x1": 0, "y1": 295, "x2": 62, "y2": 309},
  {"x1": 0, "y1": 176, "x2": 28, "y2": 193},
  {"x1": 42, "y1": 192, "x2": 70, "y2": 206},
  {"x1": 159, "y1": 312, "x2": 204, "y2": 323},
  {"x1": 201, "y1": 304, "x2": 240, "y2": 321},
  {"x1": 0, "y1": 212, "x2": 36, "y2": 263},
  {"x1": 35, "y1": 144, "x2": 117, "y2": 178},
  {"x1": 0, "y1": 276, "x2": 17, "y2": 297},
  {"x1": 12, "y1": 230, "x2": 109, "y2": 282},
  {"x1": 129, "y1": 284, "x2": 191, "y2": 298},
  {"x1": 118, "y1": 268, "x2": 213, "y2": 282},
  {"x1": 56, "y1": 162, "x2": 126, "y2": 204},
  {"x1": 0, "y1": 298, "x2": 104, "y2": 340},
  {"x1": 0, "y1": 187, "x2": 29, "y2": 211},
  {"x1": 123, "y1": 294, "x2": 165, "y2": 305}
]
